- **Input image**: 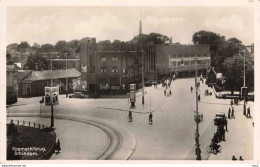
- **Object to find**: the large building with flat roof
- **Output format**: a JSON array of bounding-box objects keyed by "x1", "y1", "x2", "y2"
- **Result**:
[{"x1": 155, "y1": 44, "x2": 211, "y2": 78}]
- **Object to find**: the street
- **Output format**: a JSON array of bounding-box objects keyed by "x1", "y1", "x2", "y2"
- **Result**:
[{"x1": 7, "y1": 78, "x2": 254, "y2": 160}]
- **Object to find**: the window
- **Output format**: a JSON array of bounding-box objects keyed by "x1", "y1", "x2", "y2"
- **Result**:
[
  {"x1": 169, "y1": 61, "x2": 176, "y2": 67},
  {"x1": 197, "y1": 54, "x2": 201, "y2": 57},
  {"x1": 101, "y1": 67, "x2": 106, "y2": 73},
  {"x1": 101, "y1": 57, "x2": 106, "y2": 62},
  {"x1": 184, "y1": 54, "x2": 189, "y2": 58},
  {"x1": 178, "y1": 61, "x2": 183, "y2": 66},
  {"x1": 112, "y1": 56, "x2": 118, "y2": 61},
  {"x1": 184, "y1": 61, "x2": 189, "y2": 66},
  {"x1": 112, "y1": 67, "x2": 118, "y2": 73}
]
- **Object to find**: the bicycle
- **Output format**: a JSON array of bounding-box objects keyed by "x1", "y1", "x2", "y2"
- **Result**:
[{"x1": 206, "y1": 144, "x2": 222, "y2": 154}]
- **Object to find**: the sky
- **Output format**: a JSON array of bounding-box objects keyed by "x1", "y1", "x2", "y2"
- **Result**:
[{"x1": 6, "y1": 6, "x2": 254, "y2": 46}]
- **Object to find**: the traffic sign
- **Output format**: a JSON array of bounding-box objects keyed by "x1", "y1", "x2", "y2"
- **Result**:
[{"x1": 241, "y1": 87, "x2": 248, "y2": 96}]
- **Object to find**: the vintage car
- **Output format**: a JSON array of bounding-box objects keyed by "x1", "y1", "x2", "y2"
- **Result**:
[
  {"x1": 214, "y1": 112, "x2": 226, "y2": 126},
  {"x1": 69, "y1": 92, "x2": 88, "y2": 98}
]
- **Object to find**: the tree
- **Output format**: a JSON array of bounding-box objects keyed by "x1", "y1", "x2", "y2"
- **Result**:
[
  {"x1": 222, "y1": 54, "x2": 254, "y2": 94},
  {"x1": 40, "y1": 44, "x2": 55, "y2": 53},
  {"x1": 23, "y1": 53, "x2": 49, "y2": 71},
  {"x1": 129, "y1": 33, "x2": 169, "y2": 45},
  {"x1": 55, "y1": 40, "x2": 74, "y2": 58},
  {"x1": 216, "y1": 38, "x2": 248, "y2": 73},
  {"x1": 192, "y1": 30, "x2": 226, "y2": 68},
  {"x1": 98, "y1": 40, "x2": 112, "y2": 51},
  {"x1": 7, "y1": 43, "x2": 19, "y2": 51},
  {"x1": 17, "y1": 41, "x2": 31, "y2": 53}
]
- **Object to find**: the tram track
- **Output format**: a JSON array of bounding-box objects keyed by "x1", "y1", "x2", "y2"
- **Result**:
[{"x1": 7, "y1": 113, "x2": 124, "y2": 160}]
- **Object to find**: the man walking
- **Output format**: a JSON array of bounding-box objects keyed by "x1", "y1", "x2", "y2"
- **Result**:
[
  {"x1": 224, "y1": 117, "x2": 228, "y2": 132},
  {"x1": 228, "y1": 108, "x2": 231, "y2": 119},
  {"x1": 190, "y1": 86, "x2": 193, "y2": 93},
  {"x1": 247, "y1": 107, "x2": 251, "y2": 117},
  {"x1": 231, "y1": 107, "x2": 235, "y2": 119},
  {"x1": 149, "y1": 112, "x2": 153, "y2": 124}
]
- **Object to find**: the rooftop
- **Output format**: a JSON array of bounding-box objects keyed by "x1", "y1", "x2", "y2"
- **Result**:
[{"x1": 19, "y1": 68, "x2": 81, "y2": 82}]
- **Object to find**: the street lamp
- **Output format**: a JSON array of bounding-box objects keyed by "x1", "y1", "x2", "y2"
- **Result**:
[
  {"x1": 66, "y1": 53, "x2": 68, "y2": 97},
  {"x1": 194, "y1": 56, "x2": 201, "y2": 160},
  {"x1": 50, "y1": 54, "x2": 54, "y2": 127},
  {"x1": 240, "y1": 50, "x2": 247, "y2": 115}
]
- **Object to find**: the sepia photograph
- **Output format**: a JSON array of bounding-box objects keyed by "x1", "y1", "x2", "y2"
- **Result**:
[{"x1": 2, "y1": 0, "x2": 259, "y2": 164}]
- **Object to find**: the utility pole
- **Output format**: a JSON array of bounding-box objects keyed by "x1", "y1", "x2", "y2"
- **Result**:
[
  {"x1": 243, "y1": 50, "x2": 246, "y2": 115},
  {"x1": 66, "y1": 53, "x2": 68, "y2": 97},
  {"x1": 50, "y1": 54, "x2": 54, "y2": 128},
  {"x1": 195, "y1": 57, "x2": 201, "y2": 160},
  {"x1": 140, "y1": 13, "x2": 144, "y2": 105}
]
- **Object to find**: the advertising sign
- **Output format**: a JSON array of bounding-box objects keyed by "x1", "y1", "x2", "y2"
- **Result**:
[{"x1": 45, "y1": 86, "x2": 59, "y2": 106}]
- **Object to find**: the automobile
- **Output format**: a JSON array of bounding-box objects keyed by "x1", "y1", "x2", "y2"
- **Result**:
[
  {"x1": 69, "y1": 92, "x2": 88, "y2": 98},
  {"x1": 214, "y1": 112, "x2": 226, "y2": 126}
]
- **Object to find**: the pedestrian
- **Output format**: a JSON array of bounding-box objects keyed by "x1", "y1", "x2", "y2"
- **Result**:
[
  {"x1": 195, "y1": 146, "x2": 201, "y2": 160},
  {"x1": 169, "y1": 90, "x2": 172, "y2": 96},
  {"x1": 213, "y1": 133, "x2": 218, "y2": 143},
  {"x1": 198, "y1": 94, "x2": 200, "y2": 102},
  {"x1": 216, "y1": 128, "x2": 221, "y2": 142},
  {"x1": 56, "y1": 139, "x2": 61, "y2": 153},
  {"x1": 239, "y1": 156, "x2": 244, "y2": 161},
  {"x1": 230, "y1": 99, "x2": 234, "y2": 107},
  {"x1": 190, "y1": 86, "x2": 193, "y2": 93},
  {"x1": 164, "y1": 89, "x2": 166, "y2": 96},
  {"x1": 231, "y1": 107, "x2": 235, "y2": 119},
  {"x1": 232, "y1": 155, "x2": 237, "y2": 160},
  {"x1": 224, "y1": 117, "x2": 228, "y2": 132},
  {"x1": 149, "y1": 112, "x2": 153, "y2": 124},
  {"x1": 128, "y1": 111, "x2": 132, "y2": 121},
  {"x1": 221, "y1": 125, "x2": 226, "y2": 141},
  {"x1": 247, "y1": 107, "x2": 251, "y2": 117},
  {"x1": 228, "y1": 108, "x2": 231, "y2": 119}
]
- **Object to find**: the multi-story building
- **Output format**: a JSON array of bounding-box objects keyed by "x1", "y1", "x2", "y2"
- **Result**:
[
  {"x1": 80, "y1": 38, "x2": 155, "y2": 94},
  {"x1": 155, "y1": 44, "x2": 211, "y2": 78},
  {"x1": 49, "y1": 59, "x2": 80, "y2": 72}
]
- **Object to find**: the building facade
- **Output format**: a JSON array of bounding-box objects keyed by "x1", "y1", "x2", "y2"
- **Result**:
[
  {"x1": 6, "y1": 65, "x2": 18, "y2": 105},
  {"x1": 155, "y1": 44, "x2": 211, "y2": 78},
  {"x1": 80, "y1": 38, "x2": 155, "y2": 94},
  {"x1": 17, "y1": 68, "x2": 81, "y2": 97}
]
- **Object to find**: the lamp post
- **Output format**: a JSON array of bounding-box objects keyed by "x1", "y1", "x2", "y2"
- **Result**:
[
  {"x1": 66, "y1": 53, "x2": 68, "y2": 97},
  {"x1": 242, "y1": 50, "x2": 246, "y2": 115},
  {"x1": 50, "y1": 54, "x2": 54, "y2": 127},
  {"x1": 194, "y1": 56, "x2": 201, "y2": 160}
]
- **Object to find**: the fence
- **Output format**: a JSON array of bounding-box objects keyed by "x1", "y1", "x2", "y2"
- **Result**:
[
  {"x1": 7, "y1": 118, "x2": 48, "y2": 130},
  {"x1": 7, "y1": 118, "x2": 57, "y2": 160}
]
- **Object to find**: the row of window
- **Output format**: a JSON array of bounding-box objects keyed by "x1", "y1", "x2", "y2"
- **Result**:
[
  {"x1": 169, "y1": 60, "x2": 209, "y2": 67},
  {"x1": 169, "y1": 54, "x2": 208, "y2": 59},
  {"x1": 101, "y1": 56, "x2": 118, "y2": 62},
  {"x1": 100, "y1": 68, "x2": 126, "y2": 73}
]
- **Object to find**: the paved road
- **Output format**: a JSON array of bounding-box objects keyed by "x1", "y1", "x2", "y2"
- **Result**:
[{"x1": 7, "y1": 78, "x2": 254, "y2": 160}]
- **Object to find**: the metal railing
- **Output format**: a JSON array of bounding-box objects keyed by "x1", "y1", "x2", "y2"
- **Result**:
[{"x1": 7, "y1": 119, "x2": 48, "y2": 130}]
